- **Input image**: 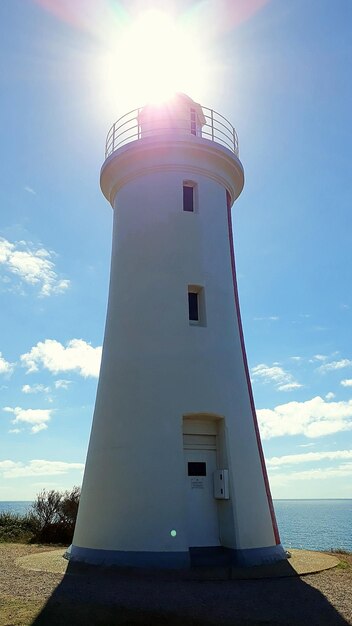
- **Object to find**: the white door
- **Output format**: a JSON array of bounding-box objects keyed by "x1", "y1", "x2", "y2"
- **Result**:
[{"x1": 185, "y1": 448, "x2": 220, "y2": 547}]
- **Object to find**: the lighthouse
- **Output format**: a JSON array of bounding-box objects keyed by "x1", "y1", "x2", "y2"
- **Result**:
[{"x1": 71, "y1": 93, "x2": 286, "y2": 568}]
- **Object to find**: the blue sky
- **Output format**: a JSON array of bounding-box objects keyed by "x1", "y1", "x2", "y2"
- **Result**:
[{"x1": 0, "y1": 0, "x2": 352, "y2": 501}]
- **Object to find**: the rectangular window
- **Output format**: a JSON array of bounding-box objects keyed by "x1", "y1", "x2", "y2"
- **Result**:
[
  {"x1": 183, "y1": 185, "x2": 194, "y2": 212},
  {"x1": 188, "y1": 285, "x2": 206, "y2": 326},
  {"x1": 188, "y1": 292, "x2": 199, "y2": 321}
]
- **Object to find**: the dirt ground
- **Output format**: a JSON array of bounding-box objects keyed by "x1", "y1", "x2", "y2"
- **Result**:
[{"x1": 0, "y1": 544, "x2": 351, "y2": 626}]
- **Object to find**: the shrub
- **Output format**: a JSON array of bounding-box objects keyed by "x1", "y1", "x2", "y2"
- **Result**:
[
  {"x1": 0, "y1": 487, "x2": 81, "y2": 545},
  {"x1": 58, "y1": 485, "x2": 80, "y2": 533},
  {"x1": 0, "y1": 511, "x2": 39, "y2": 543},
  {"x1": 30, "y1": 486, "x2": 81, "y2": 544},
  {"x1": 330, "y1": 548, "x2": 352, "y2": 555}
]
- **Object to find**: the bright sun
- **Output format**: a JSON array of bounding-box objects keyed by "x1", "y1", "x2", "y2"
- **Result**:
[{"x1": 102, "y1": 9, "x2": 206, "y2": 113}]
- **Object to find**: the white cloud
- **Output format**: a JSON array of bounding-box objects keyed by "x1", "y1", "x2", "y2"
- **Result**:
[
  {"x1": 22, "y1": 384, "x2": 51, "y2": 394},
  {"x1": 21, "y1": 339, "x2": 102, "y2": 378},
  {"x1": 252, "y1": 364, "x2": 287, "y2": 383},
  {"x1": 31, "y1": 423, "x2": 48, "y2": 433},
  {"x1": 277, "y1": 382, "x2": 302, "y2": 392},
  {"x1": 0, "y1": 352, "x2": 14, "y2": 376},
  {"x1": 54, "y1": 379, "x2": 72, "y2": 390},
  {"x1": 24, "y1": 186, "x2": 36, "y2": 195},
  {"x1": 269, "y1": 462, "x2": 352, "y2": 484},
  {"x1": 253, "y1": 316, "x2": 279, "y2": 321},
  {"x1": 341, "y1": 379, "x2": 352, "y2": 387},
  {"x1": 325, "y1": 392, "x2": 335, "y2": 400},
  {"x1": 0, "y1": 460, "x2": 17, "y2": 470},
  {"x1": 251, "y1": 363, "x2": 302, "y2": 392},
  {"x1": 313, "y1": 354, "x2": 328, "y2": 362},
  {"x1": 3, "y1": 406, "x2": 52, "y2": 434},
  {"x1": 318, "y1": 359, "x2": 352, "y2": 373},
  {"x1": 0, "y1": 237, "x2": 70, "y2": 297},
  {"x1": 267, "y1": 449, "x2": 352, "y2": 467},
  {"x1": 290, "y1": 356, "x2": 302, "y2": 362},
  {"x1": 0, "y1": 459, "x2": 84, "y2": 479},
  {"x1": 257, "y1": 396, "x2": 352, "y2": 439}
]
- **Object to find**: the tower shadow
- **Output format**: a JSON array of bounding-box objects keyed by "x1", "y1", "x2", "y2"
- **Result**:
[{"x1": 31, "y1": 559, "x2": 349, "y2": 626}]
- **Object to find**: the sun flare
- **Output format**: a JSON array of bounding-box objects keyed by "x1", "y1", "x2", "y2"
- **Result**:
[{"x1": 101, "y1": 9, "x2": 206, "y2": 113}]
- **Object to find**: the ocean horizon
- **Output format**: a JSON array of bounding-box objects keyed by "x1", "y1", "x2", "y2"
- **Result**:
[{"x1": 1, "y1": 499, "x2": 351, "y2": 552}]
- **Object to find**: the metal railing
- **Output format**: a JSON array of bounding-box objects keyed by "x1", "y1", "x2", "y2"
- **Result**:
[{"x1": 105, "y1": 104, "x2": 239, "y2": 158}]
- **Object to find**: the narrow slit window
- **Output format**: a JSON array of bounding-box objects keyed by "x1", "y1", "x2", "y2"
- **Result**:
[
  {"x1": 188, "y1": 285, "x2": 206, "y2": 326},
  {"x1": 183, "y1": 184, "x2": 194, "y2": 212},
  {"x1": 188, "y1": 292, "x2": 199, "y2": 322}
]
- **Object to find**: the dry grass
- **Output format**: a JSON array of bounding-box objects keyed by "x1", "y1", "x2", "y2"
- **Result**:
[
  {"x1": 0, "y1": 599, "x2": 210, "y2": 626},
  {"x1": 0, "y1": 598, "x2": 45, "y2": 626}
]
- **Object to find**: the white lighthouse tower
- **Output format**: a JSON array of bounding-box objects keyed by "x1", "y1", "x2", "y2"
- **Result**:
[{"x1": 71, "y1": 93, "x2": 286, "y2": 568}]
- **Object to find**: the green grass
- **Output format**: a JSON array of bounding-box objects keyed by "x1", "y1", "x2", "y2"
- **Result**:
[
  {"x1": 335, "y1": 561, "x2": 350, "y2": 570},
  {"x1": 329, "y1": 548, "x2": 352, "y2": 570}
]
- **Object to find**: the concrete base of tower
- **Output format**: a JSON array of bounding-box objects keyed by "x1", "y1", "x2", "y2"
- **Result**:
[
  {"x1": 189, "y1": 544, "x2": 287, "y2": 567},
  {"x1": 68, "y1": 543, "x2": 287, "y2": 569},
  {"x1": 231, "y1": 543, "x2": 288, "y2": 567},
  {"x1": 69, "y1": 544, "x2": 191, "y2": 569}
]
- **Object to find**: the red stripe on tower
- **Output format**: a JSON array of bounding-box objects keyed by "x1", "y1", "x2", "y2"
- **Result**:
[{"x1": 226, "y1": 190, "x2": 280, "y2": 545}]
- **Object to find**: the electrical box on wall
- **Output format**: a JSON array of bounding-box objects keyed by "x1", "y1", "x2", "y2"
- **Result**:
[{"x1": 213, "y1": 469, "x2": 229, "y2": 499}]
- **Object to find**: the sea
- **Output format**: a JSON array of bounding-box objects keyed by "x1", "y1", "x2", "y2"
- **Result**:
[{"x1": 0, "y1": 499, "x2": 351, "y2": 552}]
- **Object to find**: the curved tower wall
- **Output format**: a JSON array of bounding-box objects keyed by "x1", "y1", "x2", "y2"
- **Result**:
[{"x1": 71, "y1": 95, "x2": 286, "y2": 568}]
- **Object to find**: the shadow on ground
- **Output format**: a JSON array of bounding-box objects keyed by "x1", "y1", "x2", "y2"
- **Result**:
[{"x1": 31, "y1": 559, "x2": 349, "y2": 626}]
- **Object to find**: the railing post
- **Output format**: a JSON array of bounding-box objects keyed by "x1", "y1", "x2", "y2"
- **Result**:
[
  {"x1": 211, "y1": 109, "x2": 214, "y2": 142},
  {"x1": 112, "y1": 123, "x2": 116, "y2": 155}
]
